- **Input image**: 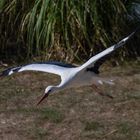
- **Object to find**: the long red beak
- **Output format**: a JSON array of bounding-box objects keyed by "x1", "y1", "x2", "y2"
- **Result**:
[{"x1": 36, "y1": 93, "x2": 49, "y2": 106}]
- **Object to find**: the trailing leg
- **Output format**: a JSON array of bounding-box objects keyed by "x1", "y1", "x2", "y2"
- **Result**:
[{"x1": 91, "y1": 84, "x2": 113, "y2": 99}]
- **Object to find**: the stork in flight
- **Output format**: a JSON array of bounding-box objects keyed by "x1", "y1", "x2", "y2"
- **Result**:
[{"x1": 0, "y1": 29, "x2": 139, "y2": 105}]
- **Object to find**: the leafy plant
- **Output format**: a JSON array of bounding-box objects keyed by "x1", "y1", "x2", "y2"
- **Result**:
[{"x1": 0, "y1": 0, "x2": 140, "y2": 62}]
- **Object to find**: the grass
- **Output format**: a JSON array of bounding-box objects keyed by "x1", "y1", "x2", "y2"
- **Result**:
[
  {"x1": 0, "y1": 64, "x2": 140, "y2": 140},
  {"x1": 0, "y1": 0, "x2": 140, "y2": 61},
  {"x1": 115, "y1": 121, "x2": 140, "y2": 140},
  {"x1": 84, "y1": 121, "x2": 103, "y2": 131},
  {"x1": 38, "y1": 108, "x2": 64, "y2": 123},
  {"x1": 117, "y1": 121, "x2": 134, "y2": 134},
  {"x1": 0, "y1": 107, "x2": 64, "y2": 123}
]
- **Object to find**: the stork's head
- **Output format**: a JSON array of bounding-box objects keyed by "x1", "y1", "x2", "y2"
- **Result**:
[
  {"x1": 37, "y1": 86, "x2": 58, "y2": 105},
  {"x1": 45, "y1": 85, "x2": 57, "y2": 94}
]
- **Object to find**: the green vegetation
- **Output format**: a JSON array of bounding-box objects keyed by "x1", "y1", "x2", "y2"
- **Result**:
[
  {"x1": 38, "y1": 108, "x2": 64, "y2": 123},
  {"x1": 84, "y1": 121, "x2": 103, "y2": 131},
  {"x1": 0, "y1": 0, "x2": 140, "y2": 62},
  {"x1": 117, "y1": 121, "x2": 133, "y2": 134}
]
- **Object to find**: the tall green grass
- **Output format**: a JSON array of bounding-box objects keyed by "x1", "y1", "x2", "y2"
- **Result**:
[{"x1": 0, "y1": 0, "x2": 140, "y2": 62}]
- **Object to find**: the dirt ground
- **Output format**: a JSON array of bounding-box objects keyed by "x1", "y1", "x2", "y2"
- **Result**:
[{"x1": 0, "y1": 63, "x2": 140, "y2": 140}]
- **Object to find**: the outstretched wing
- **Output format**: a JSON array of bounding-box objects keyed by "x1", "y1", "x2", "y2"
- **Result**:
[
  {"x1": 80, "y1": 28, "x2": 139, "y2": 72},
  {"x1": 86, "y1": 57, "x2": 108, "y2": 74},
  {"x1": 0, "y1": 62, "x2": 76, "y2": 77}
]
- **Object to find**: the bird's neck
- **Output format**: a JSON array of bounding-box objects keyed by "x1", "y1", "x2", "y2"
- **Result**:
[{"x1": 55, "y1": 83, "x2": 66, "y2": 91}]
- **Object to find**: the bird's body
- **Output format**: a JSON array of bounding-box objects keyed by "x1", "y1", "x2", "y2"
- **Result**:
[
  {"x1": 64, "y1": 70, "x2": 102, "y2": 88},
  {"x1": 0, "y1": 28, "x2": 139, "y2": 105}
]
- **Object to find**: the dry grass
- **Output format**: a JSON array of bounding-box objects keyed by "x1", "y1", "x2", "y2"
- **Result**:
[{"x1": 0, "y1": 64, "x2": 140, "y2": 140}]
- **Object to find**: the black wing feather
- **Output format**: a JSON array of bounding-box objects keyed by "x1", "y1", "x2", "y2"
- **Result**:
[
  {"x1": 86, "y1": 57, "x2": 107, "y2": 74},
  {"x1": 86, "y1": 50, "x2": 113, "y2": 74},
  {"x1": 32, "y1": 61, "x2": 76, "y2": 68},
  {"x1": 0, "y1": 67, "x2": 21, "y2": 77}
]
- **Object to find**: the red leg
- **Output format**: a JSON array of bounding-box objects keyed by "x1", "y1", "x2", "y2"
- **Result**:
[{"x1": 91, "y1": 84, "x2": 113, "y2": 99}]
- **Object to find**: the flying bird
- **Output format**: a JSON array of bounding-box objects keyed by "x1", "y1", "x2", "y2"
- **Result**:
[{"x1": 0, "y1": 29, "x2": 139, "y2": 105}]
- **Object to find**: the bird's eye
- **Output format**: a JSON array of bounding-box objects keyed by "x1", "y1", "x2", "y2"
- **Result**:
[{"x1": 48, "y1": 89, "x2": 52, "y2": 93}]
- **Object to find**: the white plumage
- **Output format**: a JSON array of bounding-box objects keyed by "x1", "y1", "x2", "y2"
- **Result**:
[{"x1": 0, "y1": 29, "x2": 138, "y2": 105}]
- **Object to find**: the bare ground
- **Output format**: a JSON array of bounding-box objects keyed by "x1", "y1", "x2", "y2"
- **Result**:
[{"x1": 0, "y1": 63, "x2": 140, "y2": 140}]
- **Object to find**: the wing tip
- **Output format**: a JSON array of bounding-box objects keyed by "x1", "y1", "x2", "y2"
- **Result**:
[
  {"x1": 134, "y1": 26, "x2": 140, "y2": 34},
  {"x1": 127, "y1": 27, "x2": 140, "y2": 39},
  {"x1": 0, "y1": 67, "x2": 21, "y2": 77}
]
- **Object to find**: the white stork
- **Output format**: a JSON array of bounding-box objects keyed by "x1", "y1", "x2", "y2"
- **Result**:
[{"x1": 0, "y1": 28, "x2": 139, "y2": 105}]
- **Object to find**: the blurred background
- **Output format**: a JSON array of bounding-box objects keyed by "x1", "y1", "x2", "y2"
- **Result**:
[{"x1": 0, "y1": 0, "x2": 140, "y2": 64}]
